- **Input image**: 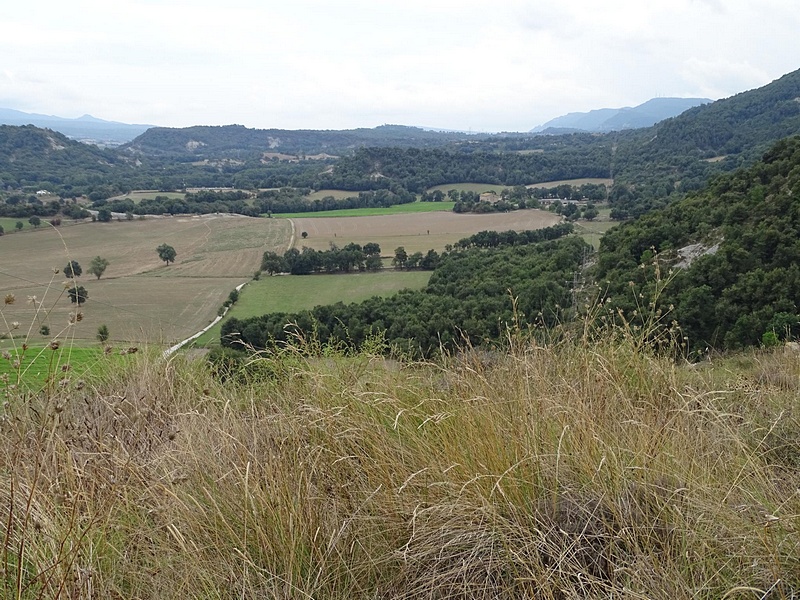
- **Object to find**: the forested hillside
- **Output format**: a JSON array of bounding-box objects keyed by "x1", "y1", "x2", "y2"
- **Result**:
[
  {"x1": 609, "y1": 68, "x2": 800, "y2": 215},
  {"x1": 312, "y1": 142, "x2": 611, "y2": 192},
  {"x1": 123, "y1": 124, "x2": 482, "y2": 158},
  {"x1": 598, "y1": 135, "x2": 800, "y2": 352}
]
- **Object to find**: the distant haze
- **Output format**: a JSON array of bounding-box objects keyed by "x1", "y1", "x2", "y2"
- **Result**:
[
  {"x1": 0, "y1": 108, "x2": 153, "y2": 145},
  {"x1": 531, "y1": 98, "x2": 712, "y2": 133}
]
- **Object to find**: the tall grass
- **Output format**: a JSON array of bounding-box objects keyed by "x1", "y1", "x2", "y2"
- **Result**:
[{"x1": 1, "y1": 316, "x2": 798, "y2": 598}]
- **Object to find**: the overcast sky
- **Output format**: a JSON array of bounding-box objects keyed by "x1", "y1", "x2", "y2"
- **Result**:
[{"x1": 2, "y1": 0, "x2": 799, "y2": 132}]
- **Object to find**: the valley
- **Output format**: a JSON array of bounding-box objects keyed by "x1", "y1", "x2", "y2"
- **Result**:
[{"x1": 1, "y1": 67, "x2": 800, "y2": 599}]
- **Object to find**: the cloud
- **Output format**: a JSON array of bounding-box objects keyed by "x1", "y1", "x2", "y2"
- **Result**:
[{"x1": 3, "y1": 0, "x2": 799, "y2": 130}]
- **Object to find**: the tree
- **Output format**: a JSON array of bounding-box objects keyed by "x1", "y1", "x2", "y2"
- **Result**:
[
  {"x1": 88, "y1": 256, "x2": 110, "y2": 279},
  {"x1": 261, "y1": 251, "x2": 289, "y2": 275},
  {"x1": 68, "y1": 285, "x2": 88, "y2": 306},
  {"x1": 97, "y1": 208, "x2": 112, "y2": 222},
  {"x1": 301, "y1": 231, "x2": 308, "y2": 239},
  {"x1": 156, "y1": 243, "x2": 177, "y2": 265},
  {"x1": 64, "y1": 260, "x2": 82, "y2": 278},
  {"x1": 97, "y1": 324, "x2": 110, "y2": 343},
  {"x1": 15, "y1": 221, "x2": 23, "y2": 231},
  {"x1": 0, "y1": 225, "x2": 4, "y2": 236},
  {"x1": 28, "y1": 216, "x2": 41, "y2": 228},
  {"x1": 392, "y1": 246, "x2": 408, "y2": 269},
  {"x1": 365, "y1": 254, "x2": 383, "y2": 271}
]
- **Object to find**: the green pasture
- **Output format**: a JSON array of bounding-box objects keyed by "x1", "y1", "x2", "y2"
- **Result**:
[
  {"x1": 574, "y1": 209, "x2": 619, "y2": 249},
  {"x1": 0, "y1": 344, "x2": 130, "y2": 392},
  {"x1": 0, "y1": 217, "x2": 34, "y2": 232},
  {"x1": 272, "y1": 201, "x2": 455, "y2": 218},
  {"x1": 192, "y1": 270, "x2": 431, "y2": 347}
]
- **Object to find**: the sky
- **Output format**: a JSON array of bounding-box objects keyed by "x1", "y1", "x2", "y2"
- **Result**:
[{"x1": 2, "y1": 0, "x2": 799, "y2": 132}]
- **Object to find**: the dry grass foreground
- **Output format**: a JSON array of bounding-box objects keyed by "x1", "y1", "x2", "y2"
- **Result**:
[
  {"x1": 291, "y1": 209, "x2": 563, "y2": 254},
  {"x1": 1, "y1": 331, "x2": 798, "y2": 598},
  {"x1": 0, "y1": 216, "x2": 291, "y2": 344}
]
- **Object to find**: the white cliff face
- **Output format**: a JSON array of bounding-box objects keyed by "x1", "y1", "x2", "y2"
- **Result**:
[{"x1": 675, "y1": 241, "x2": 721, "y2": 269}]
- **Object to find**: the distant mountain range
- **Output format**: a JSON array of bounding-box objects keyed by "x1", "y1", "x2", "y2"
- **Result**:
[
  {"x1": 0, "y1": 108, "x2": 153, "y2": 146},
  {"x1": 531, "y1": 97, "x2": 711, "y2": 133}
]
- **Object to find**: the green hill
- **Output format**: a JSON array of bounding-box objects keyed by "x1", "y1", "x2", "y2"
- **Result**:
[
  {"x1": 609, "y1": 68, "x2": 800, "y2": 214},
  {"x1": 123, "y1": 123, "x2": 483, "y2": 158},
  {"x1": 598, "y1": 135, "x2": 800, "y2": 352}
]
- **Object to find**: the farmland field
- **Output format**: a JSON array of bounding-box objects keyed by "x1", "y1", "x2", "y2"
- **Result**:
[
  {"x1": 0, "y1": 215, "x2": 291, "y2": 345},
  {"x1": 573, "y1": 208, "x2": 619, "y2": 249},
  {"x1": 0, "y1": 217, "x2": 37, "y2": 232},
  {"x1": 275, "y1": 201, "x2": 455, "y2": 219},
  {"x1": 108, "y1": 191, "x2": 187, "y2": 203},
  {"x1": 425, "y1": 178, "x2": 613, "y2": 195},
  {"x1": 527, "y1": 177, "x2": 613, "y2": 188},
  {"x1": 305, "y1": 189, "x2": 360, "y2": 201},
  {"x1": 193, "y1": 270, "x2": 431, "y2": 346},
  {"x1": 0, "y1": 345, "x2": 137, "y2": 392},
  {"x1": 426, "y1": 183, "x2": 507, "y2": 194},
  {"x1": 290, "y1": 209, "x2": 563, "y2": 253}
]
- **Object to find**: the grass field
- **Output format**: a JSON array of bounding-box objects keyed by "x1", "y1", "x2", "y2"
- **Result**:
[
  {"x1": 574, "y1": 208, "x2": 620, "y2": 249},
  {"x1": 290, "y1": 209, "x2": 563, "y2": 254},
  {"x1": 0, "y1": 344, "x2": 136, "y2": 392},
  {"x1": 0, "y1": 215, "x2": 291, "y2": 345},
  {"x1": 192, "y1": 270, "x2": 431, "y2": 346},
  {"x1": 274, "y1": 201, "x2": 455, "y2": 219},
  {"x1": 0, "y1": 217, "x2": 35, "y2": 232}
]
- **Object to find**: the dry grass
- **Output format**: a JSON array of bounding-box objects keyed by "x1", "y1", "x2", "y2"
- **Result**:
[
  {"x1": 1, "y1": 322, "x2": 798, "y2": 598},
  {"x1": 0, "y1": 216, "x2": 291, "y2": 344},
  {"x1": 291, "y1": 210, "x2": 562, "y2": 254}
]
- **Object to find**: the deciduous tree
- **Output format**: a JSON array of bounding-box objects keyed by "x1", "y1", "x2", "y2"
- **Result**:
[
  {"x1": 68, "y1": 285, "x2": 88, "y2": 306},
  {"x1": 64, "y1": 260, "x2": 82, "y2": 278},
  {"x1": 156, "y1": 243, "x2": 177, "y2": 265},
  {"x1": 88, "y1": 256, "x2": 110, "y2": 279}
]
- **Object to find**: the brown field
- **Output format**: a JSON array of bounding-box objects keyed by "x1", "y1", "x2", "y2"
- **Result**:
[
  {"x1": 305, "y1": 189, "x2": 359, "y2": 201},
  {"x1": 0, "y1": 216, "x2": 291, "y2": 345},
  {"x1": 527, "y1": 177, "x2": 613, "y2": 188},
  {"x1": 426, "y1": 178, "x2": 613, "y2": 195},
  {"x1": 290, "y1": 209, "x2": 563, "y2": 254},
  {"x1": 425, "y1": 182, "x2": 506, "y2": 195}
]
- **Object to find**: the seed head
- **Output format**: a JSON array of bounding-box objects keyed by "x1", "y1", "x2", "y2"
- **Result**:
[{"x1": 3, "y1": 294, "x2": 14, "y2": 305}]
